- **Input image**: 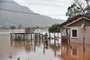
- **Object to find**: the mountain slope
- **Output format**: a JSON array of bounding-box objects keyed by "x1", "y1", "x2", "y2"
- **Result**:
[{"x1": 0, "y1": 0, "x2": 64, "y2": 27}]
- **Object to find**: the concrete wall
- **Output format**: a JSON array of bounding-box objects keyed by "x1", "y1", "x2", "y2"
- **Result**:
[
  {"x1": 69, "y1": 26, "x2": 90, "y2": 45},
  {"x1": 83, "y1": 27, "x2": 90, "y2": 44}
]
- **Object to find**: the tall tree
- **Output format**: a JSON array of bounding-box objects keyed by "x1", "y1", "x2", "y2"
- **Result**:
[
  {"x1": 85, "y1": 0, "x2": 90, "y2": 12},
  {"x1": 66, "y1": 3, "x2": 83, "y2": 19},
  {"x1": 66, "y1": 0, "x2": 90, "y2": 19}
]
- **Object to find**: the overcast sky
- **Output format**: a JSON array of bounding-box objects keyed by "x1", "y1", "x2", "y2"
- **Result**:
[{"x1": 13, "y1": 0, "x2": 73, "y2": 20}]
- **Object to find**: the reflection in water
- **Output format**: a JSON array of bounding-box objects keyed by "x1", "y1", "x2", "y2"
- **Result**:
[
  {"x1": 11, "y1": 41, "x2": 33, "y2": 52},
  {"x1": 10, "y1": 41, "x2": 61, "y2": 60},
  {"x1": 60, "y1": 44, "x2": 90, "y2": 60},
  {"x1": 0, "y1": 34, "x2": 90, "y2": 60}
]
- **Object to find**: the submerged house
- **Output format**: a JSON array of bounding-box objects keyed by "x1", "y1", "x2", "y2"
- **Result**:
[{"x1": 60, "y1": 15, "x2": 90, "y2": 45}]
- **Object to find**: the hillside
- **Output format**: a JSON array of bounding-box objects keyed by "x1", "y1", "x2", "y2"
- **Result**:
[{"x1": 0, "y1": 0, "x2": 64, "y2": 27}]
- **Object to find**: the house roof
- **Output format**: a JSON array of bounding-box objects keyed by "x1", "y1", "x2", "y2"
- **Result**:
[{"x1": 60, "y1": 14, "x2": 90, "y2": 27}]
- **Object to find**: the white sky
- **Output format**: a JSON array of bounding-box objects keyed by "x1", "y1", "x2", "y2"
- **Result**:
[{"x1": 13, "y1": 0, "x2": 73, "y2": 20}]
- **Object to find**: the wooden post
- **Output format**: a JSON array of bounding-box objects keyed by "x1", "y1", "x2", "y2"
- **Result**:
[
  {"x1": 41, "y1": 34, "x2": 43, "y2": 42},
  {"x1": 31, "y1": 34, "x2": 32, "y2": 45},
  {"x1": 54, "y1": 32, "x2": 56, "y2": 46},
  {"x1": 10, "y1": 33, "x2": 13, "y2": 45},
  {"x1": 15, "y1": 34, "x2": 17, "y2": 40},
  {"x1": 57, "y1": 33, "x2": 59, "y2": 45},
  {"x1": 42, "y1": 35, "x2": 44, "y2": 43},
  {"x1": 49, "y1": 32, "x2": 51, "y2": 44},
  {"x1": 49, "y1": 32, "x2": 50, "y2": 39},
  {"x1": 83, "y1": 37, "x2": 85, "y2": 51},
  {"x1": 31, "y1": 34, "x2": 32, "y2": 40},
  {"x1": 10, "y1": 33, "x2": 12, "y2": 40},
  {"x1": 23, "y1": 34, "x2": 25, "y2": 40},
  {"x1": 34, "y1": 33, "x2": 37, "y2": 52},
  {"x1": 26, "y1": 34, "x2": 28, "y2": 40},
  {"x1": 43, "y1": 36, "x2": 45, "y2": 54},
  {"x1": 45, "y1": 33, "x2": 48, "y2": 47},
  {"x1": 39, "y1": 33, "x2": 41, "y2": 45},
  {"x1": 34, "y1": 42, "x2": 36, "y2": 52}
]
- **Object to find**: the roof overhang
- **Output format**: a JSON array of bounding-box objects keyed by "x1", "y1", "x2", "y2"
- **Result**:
[{"x1": 60, "y1": 15, "x2": 90, "y2": 28}]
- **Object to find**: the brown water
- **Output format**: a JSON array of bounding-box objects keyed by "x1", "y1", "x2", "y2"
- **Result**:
[{"x1": 0, "y1": 34, "x2": 90, "y2": 60}]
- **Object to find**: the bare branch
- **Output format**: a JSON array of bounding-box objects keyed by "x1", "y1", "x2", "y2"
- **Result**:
[{"x1": 74, "y1": 0, "x2": 85, "y2": 13}]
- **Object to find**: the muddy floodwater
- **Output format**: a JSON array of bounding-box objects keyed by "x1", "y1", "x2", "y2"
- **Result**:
[{"x1": 0, "y1": 34, "x2": 90, "y2": 60}]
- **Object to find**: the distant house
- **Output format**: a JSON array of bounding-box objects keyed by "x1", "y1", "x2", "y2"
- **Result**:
[
  {"x1": 60, "y1": 15, "x2": 90, "y2": 45},
  {"x1": 34, "y1": 28, "x2": 48, "y2": 34}
]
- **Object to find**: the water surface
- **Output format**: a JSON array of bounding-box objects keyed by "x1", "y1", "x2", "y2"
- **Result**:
[{"x1": 0, "y1": 34, "x2": 90, "y2": 60}]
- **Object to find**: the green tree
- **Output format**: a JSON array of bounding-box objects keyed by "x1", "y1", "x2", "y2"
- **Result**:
[{"x1": 49, "y1": 24, "x2": 60, "y2": 33}]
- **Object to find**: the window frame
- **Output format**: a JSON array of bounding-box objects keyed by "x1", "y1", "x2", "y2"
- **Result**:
[{"x1": 71, "y1": 28, "x2": 78, "y2": 38}]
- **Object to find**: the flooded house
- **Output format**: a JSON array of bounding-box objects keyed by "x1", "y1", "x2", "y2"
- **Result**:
[
  {"x1": 60, "y1": 15, "x2": 90, "y2": 45},
  {"x1": 60, "y1": 15, "x2": 90, "y2": 60}
]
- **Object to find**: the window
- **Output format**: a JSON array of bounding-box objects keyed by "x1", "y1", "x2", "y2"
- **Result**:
[
  {"x1": 71, "y1": 28, "x2": 78, "y2": 38},
  {"x1": 72, "y1": 30, "x2": 77, "y2": 37}
]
